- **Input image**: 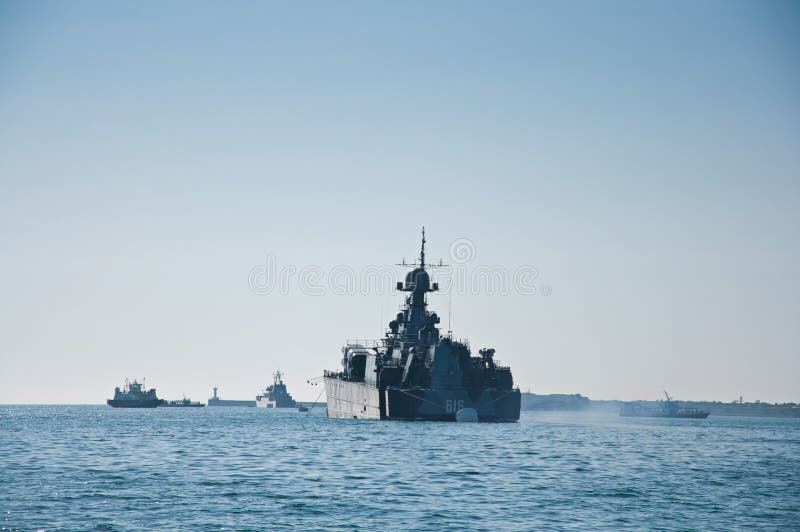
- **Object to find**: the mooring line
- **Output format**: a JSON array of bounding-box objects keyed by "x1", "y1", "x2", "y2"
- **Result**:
[
  {"x1": 486, "y1": 389, "x2": 517, "y2": 405},
  {"x1": 305, "y1": 384, "x2": 327, "y2": 416}
]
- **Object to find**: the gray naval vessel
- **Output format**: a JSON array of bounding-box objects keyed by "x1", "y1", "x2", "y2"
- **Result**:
[
  {"x1": 107, "y1": 379, "x2": 161, "y2": 408},
  {"x1": 324, "y1": 229, "x2": 521, "y2": 422},
  {"x1": 256, "y1": 371, "x2": 297, "y2": 408}
]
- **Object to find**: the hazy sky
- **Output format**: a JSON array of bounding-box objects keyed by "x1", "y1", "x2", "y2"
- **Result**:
[{"x1": 1, "y1": 1, "x2": 798, "y2": 404}]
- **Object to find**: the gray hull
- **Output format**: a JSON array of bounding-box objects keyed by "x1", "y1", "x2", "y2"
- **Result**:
[
  {"x1": 107, "y1": 399, "x2": 160, "y2": 408},
  {"x1": 325, "y1": 378, "x2": 382, "y2": 419},
  {"x1": 324, "y1": 378, "x2": 520, "y2": 422}
]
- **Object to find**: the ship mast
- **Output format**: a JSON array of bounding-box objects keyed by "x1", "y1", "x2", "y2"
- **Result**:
[{"x1": 420, "y1": 226, "x2": 426, "y2": 268}]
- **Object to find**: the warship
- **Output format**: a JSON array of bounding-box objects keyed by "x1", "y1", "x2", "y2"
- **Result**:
[
  {"x1": 256, "y1": 371, "x2": 297, "y2": 408},
  {"x1": 324, "y1": 229, "x2": 521, "y2": 422},
  {"x1": 620, "y1": 391, "x2": 710, "y2": 419},
  {"x1": 107, "y1": 379, "x2": 161, "y2": 408},
  {"x1": 207, "y1": 386, "x2": 256, "y2": 407}
]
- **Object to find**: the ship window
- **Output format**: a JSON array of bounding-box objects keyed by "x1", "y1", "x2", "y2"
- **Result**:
[{"x1": 349, "y1": 353, "x2": 367, "y2": 381}]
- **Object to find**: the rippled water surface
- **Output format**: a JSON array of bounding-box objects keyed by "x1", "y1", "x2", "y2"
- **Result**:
[{"x1": 2, "y1": 406, "x2": 799, "y2": 530}]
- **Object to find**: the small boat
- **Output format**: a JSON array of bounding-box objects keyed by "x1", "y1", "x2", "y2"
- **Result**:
[
  {"x1": 620, "y1": 391, "x2": 709, "y2": 419},
  {"x1": 161, "y1": 397, "x2": 205, "y2": 408},
  {"x1": 298, "y1": 406, "x2": 309, "y2": 412}
]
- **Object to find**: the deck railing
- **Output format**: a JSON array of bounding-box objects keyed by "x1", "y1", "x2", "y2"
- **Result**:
[{"x1": 344, "y1": 339, "x2": 384, "y2": 349}]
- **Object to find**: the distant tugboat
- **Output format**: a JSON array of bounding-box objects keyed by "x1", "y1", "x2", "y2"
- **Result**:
[
  {"x1": 107, "y1": 379, "x2": 161, "y2": 408},
  {"x1": 620, "y1": 391, "x2": 710, "y2": 419},
  {"x1": 324, "y1": 229, "x2": 521, "y2": 422},
  {"x1": 161, "y1": 397, "x2": 205, "y2": 407},
  {"x1": 256, "y1": 371, "x2": 297, "y2": 408}
]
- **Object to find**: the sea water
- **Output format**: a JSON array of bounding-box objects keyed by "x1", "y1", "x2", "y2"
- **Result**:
[{"x1": 1, "y1": 406, "x2": 798, "y2": 530}]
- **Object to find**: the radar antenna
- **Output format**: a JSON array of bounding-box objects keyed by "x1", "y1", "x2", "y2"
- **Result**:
[{"x1": 396, "y1": 227, "x2": 447, "y2": 269}]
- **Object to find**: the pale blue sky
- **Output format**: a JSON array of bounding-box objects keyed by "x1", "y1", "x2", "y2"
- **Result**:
[{"x1": 1, "y1": 1, "x2": 798, "y2": 403}]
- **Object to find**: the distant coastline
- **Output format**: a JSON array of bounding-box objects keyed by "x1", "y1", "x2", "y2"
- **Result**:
[{"x1": 522, "y1": 393, "x2": 800, "y2": 418}]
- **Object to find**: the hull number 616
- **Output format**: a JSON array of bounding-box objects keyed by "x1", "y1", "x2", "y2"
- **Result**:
[{"x1": 445, "y1": 400, "x2": 465, "y2": 413}]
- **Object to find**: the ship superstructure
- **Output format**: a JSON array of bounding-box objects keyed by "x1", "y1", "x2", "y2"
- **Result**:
[
  {"x1": 324, "y1": 229, "x2": 521, "y2": 422},
  {"x1": 256, "y1": 371, "x2": 297, "y2": 408}
]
